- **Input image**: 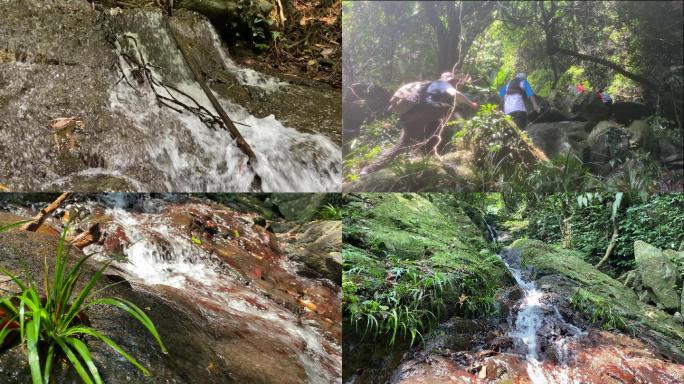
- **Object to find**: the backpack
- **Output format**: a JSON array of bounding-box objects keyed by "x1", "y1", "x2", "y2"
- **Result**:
[
  {"x1": 506, "y1": 79, "x2": 525, "y2": 97},
  {"x1": 388, "y1": 81, "x2": 431, "y2": 115}
]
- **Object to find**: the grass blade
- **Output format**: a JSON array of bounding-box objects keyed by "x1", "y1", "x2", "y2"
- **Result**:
[
  {"x1": 67, "y1": 337, "x2": 103, "y2": 384},
  {"x1": 25, "y1": 320, "x2": 42, "y2": 384},
  {"x1": 65, "y1": 325, "x2": 150, "y2": 376},
  {"x1": 88, "y1": 298, "x2": 167, "y2": 353},
  {"x1": 54, "y1": 337, "x2": 95, "y2": 384}
]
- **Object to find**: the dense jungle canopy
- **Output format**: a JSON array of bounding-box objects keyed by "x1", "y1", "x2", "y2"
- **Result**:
[
  {"x1": 344, "y1": 1, "x2": 682, "y2": 111},
  {"x1": 342, "y1": 1, "x2": 684, "y2": 192}
]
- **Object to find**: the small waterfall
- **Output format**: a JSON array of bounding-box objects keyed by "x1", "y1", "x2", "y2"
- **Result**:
[
  {"x1": 499, "y1": 249, "x2": 583, "y2": 384},
  {"x1": 78, "y1": 10, "x2": 341, "y2": 192},
  {"x1": 82, "y1": 197, "x2": 341, "y2": 383}
]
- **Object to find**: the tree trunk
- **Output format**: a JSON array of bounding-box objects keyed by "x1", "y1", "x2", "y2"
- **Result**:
[
  {"x1": 551, "y1": 46, "x2": 660, "y2": 91},
  {"x1": 595, "y1": 224, "x2": 619, "y2": 269}
]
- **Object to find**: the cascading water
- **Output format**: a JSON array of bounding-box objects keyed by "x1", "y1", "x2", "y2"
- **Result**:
[
  {"x1": 42, "y1": 10, "x2": 340, "y2": 192},
  {"x1": 82, "y1": 195, "x2": 341, "y2": 383},
  {"x1": 499, "y1": 249, "x2": 584, "y2": 384}
]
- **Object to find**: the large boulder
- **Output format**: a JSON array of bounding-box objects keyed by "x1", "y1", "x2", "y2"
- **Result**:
[
  {"x1": 526, "y1": 121, "x2": 588, "y2": 158},
  {"x1": 281, "y1": 220, "x2": 342, "y2": 284},
  {"x1": 634, "y1": 241, "x2": 681, "y2": 312},
  {"x1": 612, "y1": 101, "x2": 652, "y2": 125},
  {"x1": 585, "y1": 121, "x2": 631, "y2": 175},
  {"x1": 657, "y1": 136, "x2": 684, "y2": 170},
  {"x1": 627, "y1": 120, "x2": 658, "y2": 156}
]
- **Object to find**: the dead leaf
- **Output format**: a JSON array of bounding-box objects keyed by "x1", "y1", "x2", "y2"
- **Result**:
[
  {"x1": 307, "y1": 59, "x2": 317, "y2": 66},
  {"x1": 321, "y1": 48, "x2": 334, "y2": 57},
  {"x1": 299, "y1": 298, "x2": 317, "y2": 312}
]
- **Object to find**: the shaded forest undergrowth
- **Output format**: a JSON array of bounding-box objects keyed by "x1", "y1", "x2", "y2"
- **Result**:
[{"x1": 342, "y1": 193, "x2": 684, "y2": 382}]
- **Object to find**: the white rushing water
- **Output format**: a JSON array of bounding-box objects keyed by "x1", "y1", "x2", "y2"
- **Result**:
[
  {"x1": 105, "y1": 12, "x2": 340, "y2": 192},
  {"x1": 83, "y1": 199, "x2": 340, "y2": 383},
  {"x1": 499, "y1": 250, "x2": 584, "y2": 384}
]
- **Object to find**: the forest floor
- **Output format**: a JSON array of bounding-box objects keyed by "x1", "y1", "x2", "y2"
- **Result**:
[{"x1": 232, "y1": 0, "x2": 341, "y2": 87}]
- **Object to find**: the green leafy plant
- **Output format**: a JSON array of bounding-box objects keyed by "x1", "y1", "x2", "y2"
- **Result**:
[{"x1": 0, "y1": 224, "x2": 167, "y2": 384}]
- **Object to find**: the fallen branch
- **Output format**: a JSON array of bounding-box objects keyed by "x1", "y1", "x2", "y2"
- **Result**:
[
  {"x1": 20, "y1": 192, "x2": 71, "y2": 232},
  {"x1": 71, "y1": 223, "x2": 102, "y2": 249},
  {"x1": 165, "y1": 18, "x2": 262, "y2": 191}
]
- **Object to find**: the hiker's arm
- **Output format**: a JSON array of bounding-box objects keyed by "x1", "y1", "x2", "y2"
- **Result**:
[
  {"x1": 447, "y1": 88, "x2": 478, "y2": 110},
  {"x1": 530, "y1": 95, "x2": 541, "y2": 113}
]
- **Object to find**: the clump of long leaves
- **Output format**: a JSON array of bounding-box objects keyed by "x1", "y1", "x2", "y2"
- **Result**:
[{"x1": 0, "y1": 222, "x2": 167, "y2": 384}]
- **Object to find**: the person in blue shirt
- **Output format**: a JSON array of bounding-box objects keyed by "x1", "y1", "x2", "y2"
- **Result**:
[{"x1": 498, "y1": 73, "x2": 541, "y2": 129}]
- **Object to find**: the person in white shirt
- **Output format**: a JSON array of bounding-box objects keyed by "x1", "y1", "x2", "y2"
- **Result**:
[{"x1": 498, "y1": 73, "x2": 541, "y2": 129}]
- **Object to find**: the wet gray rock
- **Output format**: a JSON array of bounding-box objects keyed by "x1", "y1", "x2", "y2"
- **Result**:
[
  {"x1": 281, "y1": 220, "x2": 341, "y2": 284},
  {"x1": 526, "y1": 121, "x2": 589, "y2": 158},
  {"x1": 269, "y1": 193, "x2": 327, "y2": 222},
  {"x1": 585, "y1": 121, "x2": 631, "y2": 175},
  {"x1": 0, "y1": 1, "x2": 340, "y2": 192}
]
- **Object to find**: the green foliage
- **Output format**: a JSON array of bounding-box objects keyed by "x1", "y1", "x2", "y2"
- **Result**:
[
  {"x1": 319, "y1": 203, "x2": 342, "y2": 220},
  {"x1": 342, "y1": 194, "x2": 504, "y2": 347},
  {"x1": 343, "y1": 248, "x2": 500, "y2": 346},
  {"x1": 524, "y1": 193, "x2": 684, "y2": 274},
  {"x1": 569, "y1": 288, "x2": 633, "y2": 333},
  {"x1": 0, "y1": 225, "x2": 167, "y2": 383}
]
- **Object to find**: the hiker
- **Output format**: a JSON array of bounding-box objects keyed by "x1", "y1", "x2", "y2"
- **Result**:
[
  {"x1": 498, "y1": 73, "x2": 540, "y2": 129},
  {"x1": 360, "y1": 72, "x2": 478, "y2": 175},
  {"x1": 598, "y1": 88, "x2": 613, "y2": 106},
  {"x1": 576, "y1": 83, "x2": 586, "y2": 95}
]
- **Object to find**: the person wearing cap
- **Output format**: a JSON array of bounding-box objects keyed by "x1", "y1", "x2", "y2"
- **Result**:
[
  {"x1": 498, "y1": 72, "x2": 541, "y2": 129},
  {"x1": 360, "y1": 72, "x2": 478, "y2": 175}
]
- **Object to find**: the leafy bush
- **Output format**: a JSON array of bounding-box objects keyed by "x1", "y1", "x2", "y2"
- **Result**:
[
  {"x1": 0, "y1": 223, "x2": 167, "y2": 384},
  {"x1": 319, "y1": 203, "x2": 342, "y2": 220},
  {"x1": 524, "y1": 193, "x2": 684, "y2": 273}
]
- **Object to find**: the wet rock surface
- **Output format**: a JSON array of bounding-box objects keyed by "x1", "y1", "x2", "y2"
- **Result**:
[{"x1": 0, "y1": 195, "x2": 342, "y2": 383}]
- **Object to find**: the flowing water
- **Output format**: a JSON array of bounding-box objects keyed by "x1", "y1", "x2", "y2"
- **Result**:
[
  {"x1": 0, "y1": 4, "x2": 340, "y2": 192},
  {"x1": 81, "y1": 195, "x2": 341, "y2": 383},
  {"x1": 105, "y1": 12, "x2": 340, "y2": 192},
  {"x1": 499, "y1": 249, "x2": 584, "y2": 384}
]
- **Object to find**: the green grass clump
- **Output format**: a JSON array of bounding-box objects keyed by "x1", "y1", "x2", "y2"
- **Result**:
[
  {"x1": 569, "y1": 288, "x2": 633, "y2": 333},
  {"x1": 0, "y1": 222, "x2": 167, "y2": 384},
  {"x1": 318, "y1": 203, "x2": 342, "y2": 220}
]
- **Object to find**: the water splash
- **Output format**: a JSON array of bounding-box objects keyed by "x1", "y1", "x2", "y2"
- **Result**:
[{"x1": 105, "y1": 13, "x2": 340, "y2": 192}]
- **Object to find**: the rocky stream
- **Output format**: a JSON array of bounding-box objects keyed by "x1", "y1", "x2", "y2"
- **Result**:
[{"x1": 0, "y1": 193, "x2": 342, "y2": 383}]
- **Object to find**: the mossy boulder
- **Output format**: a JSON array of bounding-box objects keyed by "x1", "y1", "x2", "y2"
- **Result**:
[
  {"x1": 634, "y1": 241, "x2": 681, "y2": 312},
  {"x1": 269, "y1": 193, "x2": 327, "y2": 222},
  {"x1": 509, "y1": 238, "x2": 684, "y2": 363},
  {"x1": 344, "y1": 193, "x2": 491, "y2": 263}
]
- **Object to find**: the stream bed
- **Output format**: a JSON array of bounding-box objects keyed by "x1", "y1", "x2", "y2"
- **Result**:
[{"x1": 0, "y1": 194, "x2": 342, "y2": 383}]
